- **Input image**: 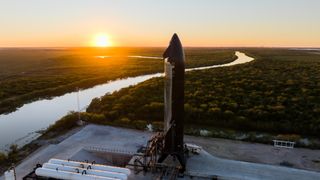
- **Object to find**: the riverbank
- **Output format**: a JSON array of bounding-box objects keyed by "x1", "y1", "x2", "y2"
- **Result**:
[{"x1": 0, "y1": 124, "x2": 84, "y2": 174}]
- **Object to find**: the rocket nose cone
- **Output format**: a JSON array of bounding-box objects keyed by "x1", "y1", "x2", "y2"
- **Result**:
[
  {"x1": 171, "y1": 33, "x2": 180, "y2": 43},
  {"x1": 163, "y1": 34, "x2": 185, "y2": 63}
]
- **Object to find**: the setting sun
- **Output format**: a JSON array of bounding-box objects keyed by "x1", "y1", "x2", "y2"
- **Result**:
[{"x1": 92, "y1": 34, "x2": 112, "y2": 47}]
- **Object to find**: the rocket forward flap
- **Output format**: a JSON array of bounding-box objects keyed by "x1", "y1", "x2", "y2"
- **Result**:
[{"x1": 163, "y1": 33, "x2": 185, "y2": 64}]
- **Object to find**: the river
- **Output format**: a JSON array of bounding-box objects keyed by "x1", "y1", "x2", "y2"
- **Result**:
[{"x1": 0, "y1": 51, "x2": 253, "y2": 151}]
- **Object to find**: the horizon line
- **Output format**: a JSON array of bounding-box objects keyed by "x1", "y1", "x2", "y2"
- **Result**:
[{"x1": 0, "y1": 46, "x2": 320, "y2": 49}]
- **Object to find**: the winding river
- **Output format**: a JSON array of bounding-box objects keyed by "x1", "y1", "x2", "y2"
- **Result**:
[{"x1": 0, "y1": 51, "x2": 253, "y2": 151}]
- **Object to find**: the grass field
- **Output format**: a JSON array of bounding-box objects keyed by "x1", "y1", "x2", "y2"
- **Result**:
[{"x1": 0, "y1": 48, "x2": 236, "y2": 114}]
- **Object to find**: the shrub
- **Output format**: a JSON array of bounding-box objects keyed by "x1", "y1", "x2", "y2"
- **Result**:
[
  {"x1": 279, "y1": 161, "x2": 294, "y2": 167},
  {"x1": 8, "y1": 144, "x2": 18, "y2": 163},
  {"x1": 0, "y1": 152, "x2": 7, "y2": 164},
  {"x1": 83, "y1": 113, "x2": 106, "y2": 124}
]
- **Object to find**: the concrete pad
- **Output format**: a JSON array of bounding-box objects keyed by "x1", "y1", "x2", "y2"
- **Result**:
[
  {"x1": 185, "y1": 149, "x2": 320, "y2": 180},
  {"x1": 2, "y1": 124, "x2": 320, "y2": 180}
]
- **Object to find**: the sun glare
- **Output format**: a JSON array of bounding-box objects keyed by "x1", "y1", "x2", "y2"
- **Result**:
[{"x1": 92, "y1": 34, "x2": 112, "y2": 47}]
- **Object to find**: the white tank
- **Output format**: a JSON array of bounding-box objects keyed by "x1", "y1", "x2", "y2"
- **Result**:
[
  {"x1": 4, "y1": 170, "x2": 15, "y2": 180},
  {"x1": 42, "y1": 163, "x2": 127, "y2": 180},
  {"x1": 35, "y1": 168, "x2": 118, "y2": 180},
  {"x1": 48, "y1": 159, "x2": 130, "y2": 175}
]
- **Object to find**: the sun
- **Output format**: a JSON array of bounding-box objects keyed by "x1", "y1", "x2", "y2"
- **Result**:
[{"x1": 92, "y1": 34, "x2": 112, "y2": 47}]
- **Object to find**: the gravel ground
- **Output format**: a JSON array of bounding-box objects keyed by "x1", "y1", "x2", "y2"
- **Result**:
[{"x1": 185, "y1": 136, "x2": 320, "y2": 172}]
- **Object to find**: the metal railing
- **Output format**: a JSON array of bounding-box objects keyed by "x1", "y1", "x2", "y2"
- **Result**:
[{"x1": 84, "y1": 146, "x2": 135, "y2": 155}]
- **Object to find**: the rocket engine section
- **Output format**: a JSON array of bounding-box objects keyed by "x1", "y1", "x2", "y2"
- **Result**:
[{"x1": 159, "y1": 33, "x2": 186, "y2": 171}]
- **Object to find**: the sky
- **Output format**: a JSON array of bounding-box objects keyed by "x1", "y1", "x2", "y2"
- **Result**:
[{"x1": 1, "y1": 0, "x2": 320, "y2": 47}]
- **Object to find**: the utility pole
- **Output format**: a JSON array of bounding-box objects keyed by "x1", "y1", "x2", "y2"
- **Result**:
[{"x1": 76, "y1": 87, "x2": 83, "y2": 126}]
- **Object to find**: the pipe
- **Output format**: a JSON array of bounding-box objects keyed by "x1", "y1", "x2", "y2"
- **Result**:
[
  {"x1": 48, "y1": 159, "x2": 130, "y2": 175},
  {"x1": 42, "y1": 163, "x2": 128, "y2": 180},
  {"x1": 35, "y1": 168, "x2": 118, "y2": 180}
]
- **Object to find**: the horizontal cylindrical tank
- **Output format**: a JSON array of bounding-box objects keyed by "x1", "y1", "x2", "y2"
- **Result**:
[
  {"x1": 48, "y1": 159, "x2": 130, "y2": 175},
  {"x1": 4, "y1": 170, "x2": 15, "y2": 180},
  {"x1": 43, "y1": 163, "x2": 127, "y2": 180},
  {"x1": 35, "y1": 168, "x2": 118, "y2": 180}
]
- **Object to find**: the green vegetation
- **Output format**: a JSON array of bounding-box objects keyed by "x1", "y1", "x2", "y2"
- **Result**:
[
  {"x1": 0, "y1": 48, "x2": 235, "y2": 114},
  {"x1": 41, "y1": 111, "x2": 160, "y2": 139},
  {"x1": 84, "y1": 48, "x2": 320, "y2": 145},
  {"x1": 279, "y1": 161, "x2": 294, "y2": 167},
  {"x1": 3, "y1": 48, "x2": 319, "y2": 172},
  {"x1": 0, "y1": 144, "x2": 38, "y2": 173},
  {"x1": 41, "y1": 112, "x2": 80, "y2": 139}
]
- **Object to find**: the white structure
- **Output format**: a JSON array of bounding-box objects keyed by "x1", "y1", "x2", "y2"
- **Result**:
[
  {"x1": 186, "y1": 144, "x2": 202, "y2": 154},
  {"x1": 35, "y1": 168, "x2": 116, "y2": 180},
  {"x1": 146, "y1": 124, "x2": 153, "y2": 132},
  {"x1": 42, "y1": 163, "x2": 127, "y2": 180},
  {"x1": 4, "y1": 169, "x2": 15, "y2": 180},
  {"x1": 35, "y1": 158, "x2": 130, "y2": 180},
  {"x1": 48, "y1": 158, "x2": 130, "y2": 175},
  {"x1": 199, "y1": 129, "x2": 211, "y2": 136},
  {"x1": 273, "y1": 140, "x2": 295, "y2": 149}
]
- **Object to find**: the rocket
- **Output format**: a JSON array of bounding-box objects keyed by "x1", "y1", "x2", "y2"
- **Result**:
[{"x1": 159, "y1": 33, "x2": 186, "y2": 172}]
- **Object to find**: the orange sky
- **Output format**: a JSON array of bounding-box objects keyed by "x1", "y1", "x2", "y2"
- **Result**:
[{"x1": 1, "y1": 0, "x2": 320, "y2": 47}]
